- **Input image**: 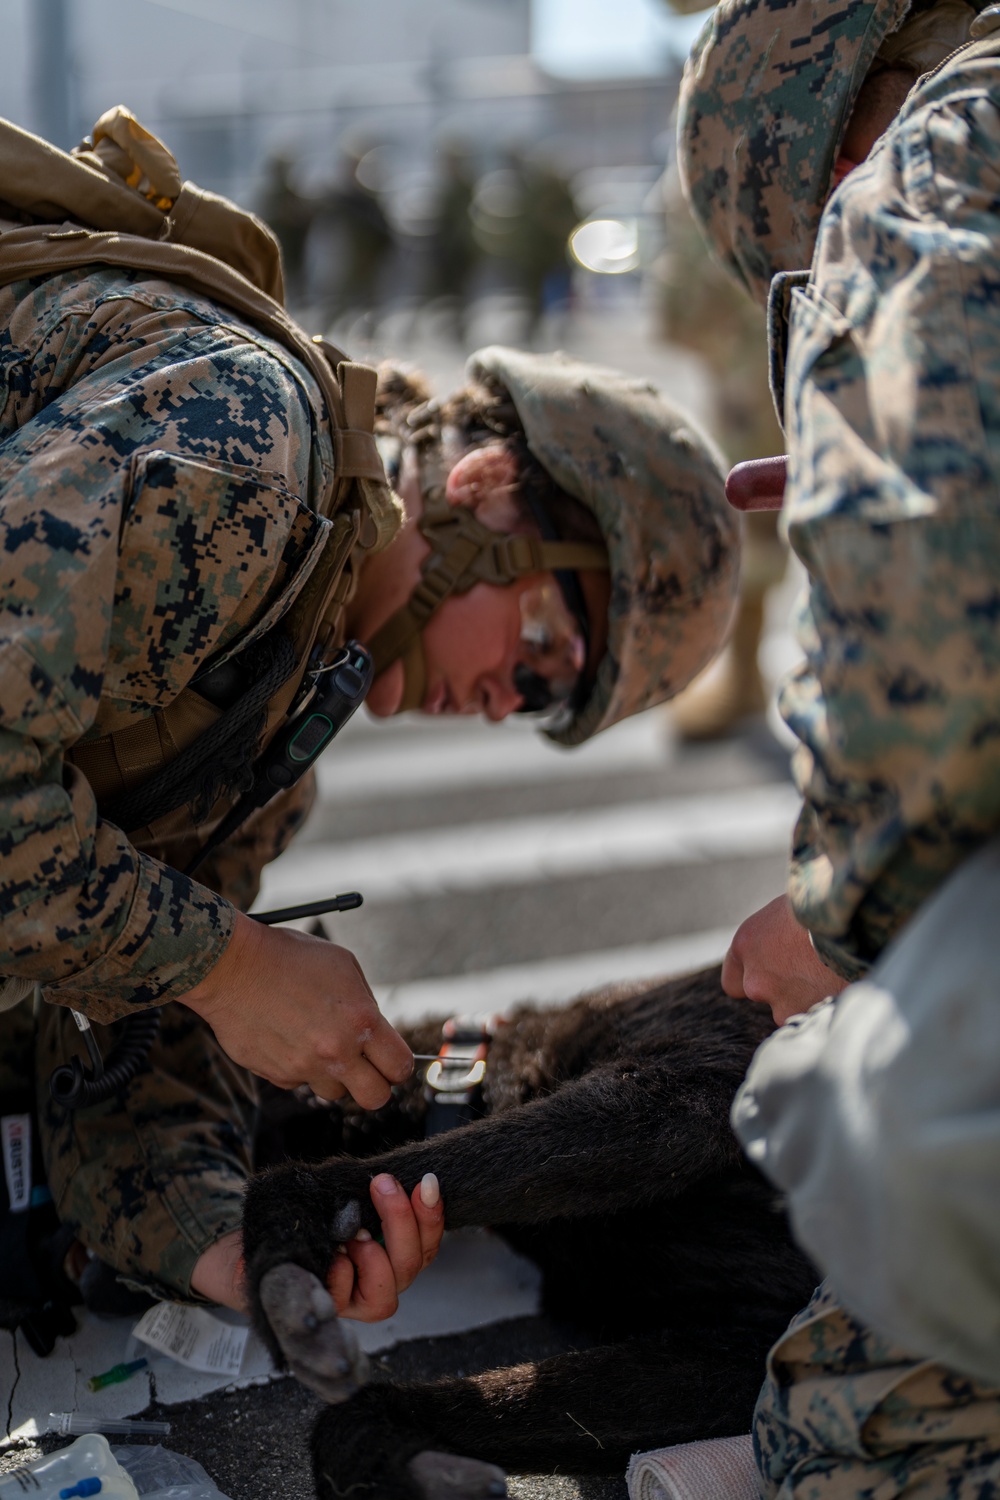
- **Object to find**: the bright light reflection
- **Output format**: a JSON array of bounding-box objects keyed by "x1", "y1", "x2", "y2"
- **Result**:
[{"x1": 569, "y1": 217, "x2": 641, "y2": 274}]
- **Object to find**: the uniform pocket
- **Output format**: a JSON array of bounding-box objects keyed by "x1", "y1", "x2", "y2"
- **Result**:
[
  {"x1": 759, "y1": 1284, "x2": 932, "y2": 1465},
  {"x1": 784, "y1": 286, "x2": 882, "y2": 521}
]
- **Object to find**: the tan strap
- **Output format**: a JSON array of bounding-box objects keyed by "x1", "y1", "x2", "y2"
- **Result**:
[
  {"x1": 114, "y1": 716, "x2": 167, "y2": 779},
  {"x1": 366, "y1": 505, "x2": 608, "y2": 677},
  {"x1": 163, "y1": 182, "x2": 284, "y2": 303},
  {"x1": 334, "y1": 429, "x2": 386, "y2": 482},
  {"x1": 0, "y1": 224, "x2": 347, "y2": 503},
  {"x1": 0, "y1": 115, "x2": 165, "y2": 235},
  {"x1": 367, "y1": 527, "x2": 483, "y2": 673},
  {"x1": 340, "y1": 361, "x2": 378, "y2": 431},
  {"x1": 397, "y1": 636, "x2": 427, "y2": 713},
  {"x1": 487, "y1": 536, "x2": 609, "y2": 582}
]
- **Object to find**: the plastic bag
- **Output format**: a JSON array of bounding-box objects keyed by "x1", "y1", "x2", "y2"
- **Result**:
[
  {"x1": 113, "y1": 1445, "x2": 234, "y2": 1500},
  {"x1": 0, "y1": 1434, "x2": 138, "y2": 1500}
]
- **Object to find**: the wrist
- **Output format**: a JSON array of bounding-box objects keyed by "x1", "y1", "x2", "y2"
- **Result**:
[{"x1": 178, "y1": 908, "x2": 264, "y2": 1023}]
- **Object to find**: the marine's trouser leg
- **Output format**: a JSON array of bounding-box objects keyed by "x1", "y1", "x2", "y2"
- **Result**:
[
  {"x1": 753, "y1": 1281, "x2": 1000, "y2": 1498},
  {"x1": 35, "y1": 1000, "x2": 257, "y2": 1302}
]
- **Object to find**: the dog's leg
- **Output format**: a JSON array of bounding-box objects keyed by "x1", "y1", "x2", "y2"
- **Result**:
[
  {"x1": 247, "y1": 1055, "x2": 745, "y2": 1241},
  {"x1": 243, "y1": 1059, "x2": 747, "y2": 1391},
  {"x1": 309, "y1": 1322, "x2": 770, "y2": 1497}
]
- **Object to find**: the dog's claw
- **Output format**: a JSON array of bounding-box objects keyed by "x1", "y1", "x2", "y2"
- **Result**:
[
  {"x1": 259, "y1": 1262, "x2": 369, "y2": 1403},
  {"x1": 407, "y1": 1451, "x2": 507, "y2": 1500}
]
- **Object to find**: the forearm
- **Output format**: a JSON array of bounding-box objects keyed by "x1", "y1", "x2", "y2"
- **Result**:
[
  {"x1": 779, "y1": 533, "x2": 1000, "y2": 976},
  {"x1": 1, "y1": 759, "x2": 235, "y2": 1021},
  {"x1": 779, "y1": 84, "x2": 1000, "y2": 973}
]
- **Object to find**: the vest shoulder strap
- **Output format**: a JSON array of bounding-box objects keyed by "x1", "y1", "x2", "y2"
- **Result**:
[
  {"x1": 0, "y1": 108, "x2": 402, "y2": 542},
  {"x1": 0, "y1": 106, "x2": 404, "y2": 853}
]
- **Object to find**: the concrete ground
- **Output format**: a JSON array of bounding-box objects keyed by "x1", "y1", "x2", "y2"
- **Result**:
[
  {"x1": 133, "y1": 1319, "x2": 626, "y2": 1500},
  {"x1": 1, "y1": 1316, "x2": 627, "y2": 1499}
]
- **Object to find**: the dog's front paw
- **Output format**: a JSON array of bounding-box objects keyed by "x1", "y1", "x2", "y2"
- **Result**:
[
  {"x1": 258, "y1": 1262, "x2": 369, "y2": 1402},
  {"x1": 407, "y1": 1452, "x2": 507, "y2": 1500},
  {"x1": 243, "y1": 1162, "x2": 378, "y2": 1272}
]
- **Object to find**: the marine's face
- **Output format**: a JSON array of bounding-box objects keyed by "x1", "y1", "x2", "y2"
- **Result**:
[{"x1": 353, "y1": 442, "x2": 608, "y2": 722}]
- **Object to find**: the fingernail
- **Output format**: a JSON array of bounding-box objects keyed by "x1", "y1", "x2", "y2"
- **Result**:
[
  {"x1": 354, "y1": 1228, "x2": 373, "y2": 1243},
  {"x1": 373, "y1": 1173, "x2": 398, "y2": 1196},
  {"x1": 420, "y1": 1172, "x2": 441, "y2": 1208}
]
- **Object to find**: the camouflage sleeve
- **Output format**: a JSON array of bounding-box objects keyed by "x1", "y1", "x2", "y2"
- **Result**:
[
  {"x1": 0, "y1": 269, "x2": 328, "y2": 1021},
  {"x1": 779, "y1": 58, "x2": 1000, "y2": 978},
  {"x1": 0, "y1": 433, "x2": 234, "y2": 1018}
]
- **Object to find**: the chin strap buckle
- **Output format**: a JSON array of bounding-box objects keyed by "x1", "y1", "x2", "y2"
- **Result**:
[{"x1": 422, "y1": 1015, "x2": 501, "y2": 1136}]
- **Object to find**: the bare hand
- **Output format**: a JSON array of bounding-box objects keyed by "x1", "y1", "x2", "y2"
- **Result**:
[
  {"x1": 329, "y1": 1173, "x2": 445, "y2": 1322},
  {"x1": 179, "y1": 911, "x2": 413, "y2": 1107},
  {"x1": 722, "y1": 895, "x2": 848, "y2": 1024}
]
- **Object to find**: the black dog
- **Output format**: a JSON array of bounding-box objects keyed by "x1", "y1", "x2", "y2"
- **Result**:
[{"x1": 242, "y1": 966, "x2": 816, "y2": 1499}]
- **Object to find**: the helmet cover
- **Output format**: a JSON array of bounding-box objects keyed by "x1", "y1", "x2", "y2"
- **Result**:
[
  {"x1": 677, "y1": 0, "x2": 913, "y2": 307},
  {"x1": 469, "y1": 346, "x2": 741, "y2": 745}
]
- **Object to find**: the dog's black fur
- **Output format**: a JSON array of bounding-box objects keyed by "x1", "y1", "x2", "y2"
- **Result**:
[{"x1": 242, "y1": 965, "x2": 817, "y2": 1499}]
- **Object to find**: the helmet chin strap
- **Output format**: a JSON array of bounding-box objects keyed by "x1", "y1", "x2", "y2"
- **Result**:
[{"x1": 366, "y1": 444, "x2": 608, "y2": 714}]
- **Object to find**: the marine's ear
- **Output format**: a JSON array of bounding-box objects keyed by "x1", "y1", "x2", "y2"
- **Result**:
[{"x1": 444, "y1": 444, "x2": 521, "y2": 531}]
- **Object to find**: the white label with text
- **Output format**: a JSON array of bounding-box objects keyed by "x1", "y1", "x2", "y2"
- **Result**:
[
  {"x1": 2, "y1": 1114, "x2": 31, "y2": 1213},
  {"x1": 132, "y1": 1302, "x2": 249, "y2": 1375}
]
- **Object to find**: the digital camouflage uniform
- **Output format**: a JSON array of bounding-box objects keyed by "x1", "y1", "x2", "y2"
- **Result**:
[
  {"x1": 0, "y1": 262, "x2": 337, "y2": 1298},
  {"x1": 679, "y1": 0, "x2": 1000, "y2": 1493},
  {"x1": 753, "y1": 1281, "x2": 1000, "y2": 1499}
]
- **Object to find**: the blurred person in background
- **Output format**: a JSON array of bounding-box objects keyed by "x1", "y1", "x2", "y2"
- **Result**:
[
  {"x1": 313, "y1": 142, "x2": 395, "y2": 332},
  {"x1": 471, "y1": 149, "x2": 579, "y2": 343},
  {"x1": 659, "y1": 173, "x2": 787, "y2": 741},
  {"x1": 257, "y1": 152, "x2": 315, "y2": 310},
  {"x1": 422, "y1": 141, "x2": 481, "y2": 345},
  {"x1": 509, "y1": 153, "x2": 579, "y2": 340}
]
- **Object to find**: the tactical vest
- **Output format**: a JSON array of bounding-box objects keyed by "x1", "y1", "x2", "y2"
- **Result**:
[{"x1": 0, "y1": 108, "x2": 402, "y2": 878}]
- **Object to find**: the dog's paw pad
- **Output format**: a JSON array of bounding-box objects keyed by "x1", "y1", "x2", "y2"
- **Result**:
[
  {"x1": 407, "y1": 1451, "x2": 507, "y2": 1500},
  {"x1": 331, "y1": 1198, "x2": 362, "y2": 1242},
  {"x1": 259, "y1": 1262, "x2": 369, "y2": 1402}
]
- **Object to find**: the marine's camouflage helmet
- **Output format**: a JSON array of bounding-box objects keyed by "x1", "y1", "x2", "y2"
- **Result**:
[
  {"x1": 677, "y1": 0, "x2": 913, "y2": 307},
  {"x1": 469, "y1": 346, "x2": 741, "y2": 747}
]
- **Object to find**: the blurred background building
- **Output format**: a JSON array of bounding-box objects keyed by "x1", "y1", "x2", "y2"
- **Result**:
[{"x1": 4, "y1": 0, "x2": 701, "y2": 346}]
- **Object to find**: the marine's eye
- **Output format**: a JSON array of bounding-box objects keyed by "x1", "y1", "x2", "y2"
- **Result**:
[{"x1": 513, "y1": 664, "x2": 555, "y2": 713}]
